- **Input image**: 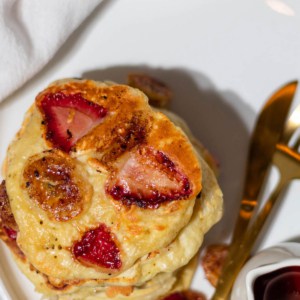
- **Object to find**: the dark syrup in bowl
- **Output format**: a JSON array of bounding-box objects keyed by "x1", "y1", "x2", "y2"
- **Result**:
[{"x1": 253, "y1": 266, "x2": 300, "y2": 300}]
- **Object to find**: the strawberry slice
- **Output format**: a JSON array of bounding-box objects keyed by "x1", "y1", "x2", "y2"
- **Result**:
[
  {"x1": 163, "y1": 292, "x2": 187, "y2": 300},
  {"x1": 0, "y1": 181, "x2": 18, "y2": 240},
  {"x1": 163, "y1": 291, "x2": 206, "y2": 300},
  {"x1": 3, "y1": 226, "x2": 17, "y2": 240},
  {"x1": 39, "y1": 92, "x2": 107, "y2": 152},
  {"x1": 106, "y1": 147, "x2": 192, "y2": 208},
  {"x1": 73, "y1": 224, "x2": 121, "y2": 270}
]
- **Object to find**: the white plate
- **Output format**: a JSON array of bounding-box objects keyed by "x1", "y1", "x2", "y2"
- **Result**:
[{"x1": 1, "y1": 0, "x2": 300, "y2": 299}]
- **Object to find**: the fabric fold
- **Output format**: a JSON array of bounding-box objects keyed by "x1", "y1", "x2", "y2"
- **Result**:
[{"x1": 0, "y1": 0, "x2": 101, "y2": 102}]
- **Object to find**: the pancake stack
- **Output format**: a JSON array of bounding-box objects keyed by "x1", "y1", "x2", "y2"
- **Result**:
[{"x1": 0, "y1": 79, "x2": 223, "y2": 299}]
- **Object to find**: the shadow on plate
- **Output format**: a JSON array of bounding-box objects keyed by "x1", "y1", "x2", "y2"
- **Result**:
[
  {"x1": 82, "y1": 65, "x2": 256, "y2": 245},
  {"x1": 285, "y1": 237, "x2": 300, "y2": 243}
]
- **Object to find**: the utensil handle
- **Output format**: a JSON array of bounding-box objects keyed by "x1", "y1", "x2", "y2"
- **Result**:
[
  {"x1": 212, "y1": 180, "x2": 285, "y2": 300},
  {"x1": 231, "y1": 198, "x2": 258, "y2": 243}
]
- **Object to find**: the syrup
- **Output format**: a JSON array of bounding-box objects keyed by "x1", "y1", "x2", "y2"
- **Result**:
[{"x1": 253, "y1": 266, "x2": 300, "y2": 300}]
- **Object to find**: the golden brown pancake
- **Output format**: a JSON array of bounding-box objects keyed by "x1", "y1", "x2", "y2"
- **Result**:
[{"x1": 0, "y1": 79, "x2": 223, "y2": 299}]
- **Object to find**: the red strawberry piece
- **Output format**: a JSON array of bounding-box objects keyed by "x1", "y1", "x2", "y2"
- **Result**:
[
  {"x1": 3, "y1": 226, "x2": 17, "y2": 240},
  {"x1": 73, "y1": 224, "x2": 121, "y2": 270},
  {"x1": 0, "y1": 180, "x2": 18, "y2": 240},
  {"x1": 163, "y1": 291, "x2": 206, "y2": 300},
  {"x1": 40, "y1": 92, "x2": 107, "y2": 152},
  {"x1": 106, "y1": 147, "x2": 192, "y2": 208},
  {"x1": 163, "y1": 292, "x2": 187, "y2": 300}
]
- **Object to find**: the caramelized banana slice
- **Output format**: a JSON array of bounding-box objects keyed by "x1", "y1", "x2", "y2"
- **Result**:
[{"x1": 23, "y1": 150, "x2": 93, "y2": 221}]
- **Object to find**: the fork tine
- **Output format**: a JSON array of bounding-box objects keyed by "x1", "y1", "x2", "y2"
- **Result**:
[{"x1": 281, "y1": 104, "x2": 300, "y2": 145}]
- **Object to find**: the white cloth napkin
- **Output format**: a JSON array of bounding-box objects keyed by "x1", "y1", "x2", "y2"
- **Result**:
[{"x1": 0, "y1": 0, "x2": 101, "y2": 103}]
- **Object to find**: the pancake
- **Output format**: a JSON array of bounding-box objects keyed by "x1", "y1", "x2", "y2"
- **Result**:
[{"x1": 0, "y1": 79, "x2": 223, "y2": 299}]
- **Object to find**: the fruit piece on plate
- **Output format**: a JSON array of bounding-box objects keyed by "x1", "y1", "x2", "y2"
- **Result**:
[
  {"x1": 39, "y1": 92, "x2": 107, "y2": 152},
  {"x1": 202, "y1": 244, "x2": 229, "y2": 287},
  {"x1": 128, "y1": 73, "x2": 172, "y2": 107},
  {"x1": 73, "y1": 224, "x2": 122, "y2": 271},
  {"x1": 106, "y1": 146, "x2": 192, "y2": 208},
  {"x1": 163, "y1": 290, "x2": 206, "y2": 300},
  {"x1": 0, "y1": 180, "x2": 18, "y2": 239},
  {"x1": 23, "y1": 150, "x2": 93, "y2": 222}
]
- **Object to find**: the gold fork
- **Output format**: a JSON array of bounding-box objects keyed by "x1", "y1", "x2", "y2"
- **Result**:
[{"x1": 212, "y1": 104, "x2": 300, "y2": 300}]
